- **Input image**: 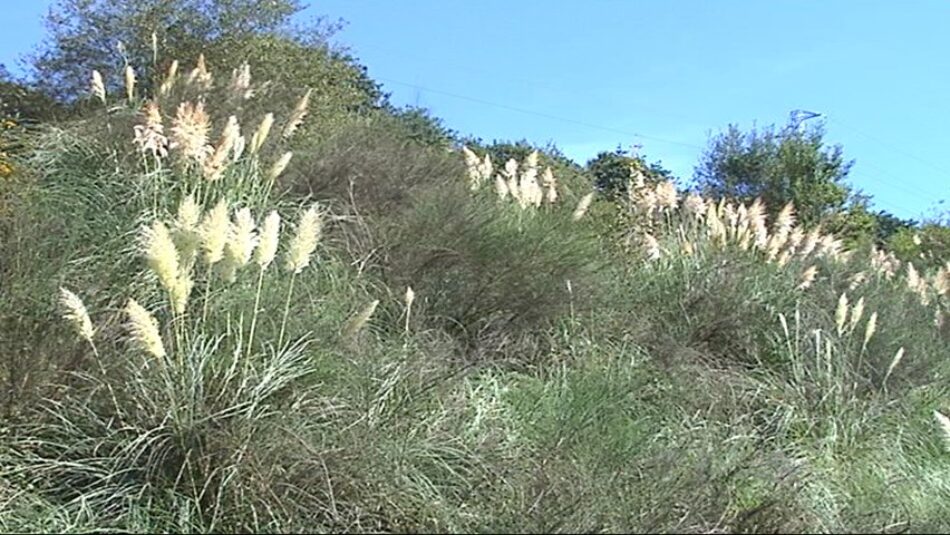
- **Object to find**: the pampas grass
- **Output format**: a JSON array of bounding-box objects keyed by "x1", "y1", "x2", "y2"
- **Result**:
[
  {"x1": 285, "y1": 203, "x2": 323, "y2": 275},
  {"x1": 849, "y1": 297, "x2": 865, "y2": 334},
  {"x1": 279, "y1": 203, "x2": 324, "y2": 347},
  {"x1": 126, "y1": 298, "x2": 166, "y2": 360},
  {"x1": 133, "y1": 101, "x2": 168, "y2": 159},
  {"x1": 343, "y1": 299, "x2": 379, "y2": 340},
  {"x1": 268, "y1": 151, "x2": 293, "y2": 182},
  {"x1": 883, "y1": 347, "x2": 905, "y2": 388},
  {"x1": 200, "y1": 199, "x2": 230, "y2": 266},
  {"x1": 187, "y1": 53, "x2": 212, "y2": 90},
  {"x1": 934, "y1": 411, "x2": 950, "y2": 452},
  {"x1": 90, "y1": 70, "x2": 106, "y2": 104},
  {"x1": 835, "y1": 292, "x2": 849, "y2": 336},
  {"x1": 174, "y1": 193, "x2": 202, "y2": 268},
  {"x1": 249, "y1": 113, "x2": 274, "y2": 155},
  {"x1": 59, "y1": 287, "x2": 95, "y2": 345},
  {"x1": 124, "y1": 65, "x2": 136, "y2": 103},
  {"x1": 573, "y1": 192, "x2": 595, "y2": 221},
  {"x1": 225, "y1": 207, "x2": 258, "y2": 268},
  {"x1": 798, "y1": 265, "x2": 818, "y2": 290},
  {"x1": 404, "y1": 286, "x2": 415, "y2": 335},
  {"x1": 204, "y1": 116, "x2": 240, "y2": 181},
  {"x1": 862, "y1": 311, "x2": 878, "y2": 352},
  {"x1": 254, "y1": 211, "x2": 281, "y2": 270},
  {"x1": 159, "y1": 59, "x2": 179, "y2": 96},
  {"x1": 143, "y1": 220, "x2": 181, "y2": 294},
  {"x1": 170, "y1": 101, "x2": 211, "y2": 164},
  {"x1": 229, "y1": 62, "x2": 252, "y2": 100},
  {"x1": 282, "y1": 89, "x2": 312, "y2": 139}
]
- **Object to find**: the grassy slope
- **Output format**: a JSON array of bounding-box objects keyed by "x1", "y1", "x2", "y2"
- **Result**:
[{"x1": 0, "y1": 61, "x2": 949, "y2": 534}]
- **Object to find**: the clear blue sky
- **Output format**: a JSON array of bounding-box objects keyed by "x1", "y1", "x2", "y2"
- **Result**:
[{"x1": 2, "y1": 1, "x2": 949, "y2": 221}]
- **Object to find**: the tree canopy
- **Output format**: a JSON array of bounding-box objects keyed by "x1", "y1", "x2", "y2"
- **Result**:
[{"x1": 693, "y1": 121, "x2": 854, "y2": 225}]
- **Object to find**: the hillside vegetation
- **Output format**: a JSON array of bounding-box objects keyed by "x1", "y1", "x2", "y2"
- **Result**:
[{"x1": 1, "y1": 2, "x2": 950, "y2": 533}]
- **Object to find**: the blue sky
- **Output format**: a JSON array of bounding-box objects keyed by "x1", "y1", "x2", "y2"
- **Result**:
[{"x1": 2, "y1": 1, "x2": 949, "y2": 221}]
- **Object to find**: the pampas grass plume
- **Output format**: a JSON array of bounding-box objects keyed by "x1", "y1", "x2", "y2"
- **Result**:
[
  {"x1": 255, "y1": 210, "x2": 281, "y2": 270},
  {"x1": 91, "y1": 70, "x2": 106, "y2": 104},
  {"x1": 798, "y1": 265, "x2": 818, "y2": 290},
  {"x1": 200, "y1": 199, "x2": 230, "y2": 266},
  {"x1": 286, "y1": 203, "x2": 323, "y2": 274},
  {"x1": 863, "y1": 311, "x2": 878, "y2": 347},
  {"x1": 283, "y1": 88, "x2": 312, "y2": 139},
  {"x1": 126, "y1": 298, "x2": 166, "y2": 360},
  {"x1": 124, "y1": 65, "x2": 136, "y2": 103},
  {"x1": 268, "y1": 151, "x2": 293, "y2": 182},
  {"x1": 344, "y1": 299, "x2": 379, "y2": 339},
  {"x1": 883, "y1": 347, "x2": 905, "y2": 387},
  {"x1": 225, "y1": 207, "x2": 258, "y2": 268},
  {"x1": 249, "y1": 113, "x2": 274, "y2": 155},
  {"x1": 934, "y1": 410, "x2": 950, "y2": 452},
  {"x1": 143, "y1": 220, "x2": 180, "y2": 294},
  {"x1": 835, "y1": 292, "x2": 849, "y2": 335},
  {"x1": 849, "y1": 297, "x2": 865, "y2": 334},
  {"x1": 572, "y1": 192, "x2": 595, "y2": 221},
  {"x1": 170, "y1": 101, "x2": 211, "y2": 164},
  {"x1": 60, "y1": 287, "x2": 95, "y2": 343}
]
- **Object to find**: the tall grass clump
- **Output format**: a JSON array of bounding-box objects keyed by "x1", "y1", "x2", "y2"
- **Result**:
[{"x1": 376, "y1": 177, "x2": 602, "y2": 364}]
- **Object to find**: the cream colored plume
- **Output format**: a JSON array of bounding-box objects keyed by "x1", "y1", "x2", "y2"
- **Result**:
[
  {"x1": 159, "y1": 59, "x2": 179, "y2": 96},
  {"x1": 170, "y1": 101, "x2": 212, "y2": 164},
  {"x1": 463, "y1": 145, "x2": 481, "y2": 190},
  {"x1": 124, "y1": 65, "x2": 136, "y2": 103},
  {"x1": 286, "y1": 203, "x2": 323, "y2": 274},
  {"x1": 255, "y1": 210, "x2": 281, "y2": 270},
  {"x1": 642, "y1": 233, "x2": 661, "y2": 261},
  {"x1": 187, "y1": 53, "x2": 212, "y2": 90},
  {"x1": 225, "y1": 207, "x2": 258, "y2": 268},
  {"x1": 143, "y1": 220, "x2": 180, "y2": 296},
  {"x1": 173, "y1": 193, "x2": 201, "y2": 268},
  {"x1": 883, "y1": 347, "x2": 905, "y2": 386},
  {"x1": 798, "y1": 265, "x2": 818, "y2": 290},
  {"x1": 204, "y1": 115, "x2": 240, "y2": 180},
  {"x1": 249, "y1": 113, "x2": 274, "y2": 155},
  {"x1": 655, "y1": 180, "x2": 678, "y2": 211},
  {"x1": 834, "y1": 292, "x2": 849, "y2": 335},
  {"x1": 542, "y1": 167, "x2": 558, "y2": 204},
  {"x1": 572, "y1": 192, "x2": 595, "y2": 221},
  {"x1": 199, "y1": 199, "x2": 230, "y2": 265},
  {"x1": 849, "y1": 297, "x2": 865, "y2": 333},
  {"x1": 60, "y1": 287, "x2": 95, "y2": 343},
  {"x1": 268, "y1": 151, "x2": 293, "y2": 182},
  {"x1": 343, "y1": 299, "x2": 380, "y2": 339},
  {"x1": 283, "y1": 88, "x2": 312, "y2": 139},
  {"x1": 494, "y1": 175, "x2": 510, "y2": 201},
  {"x1": 126, "y1": 298, "x2": 165, "y2": 360},
  {"x1": 229, "y1": 62, "x2": 253, "y2": 100},
  {"x1": 863, "y1": 311, "x2": 878, "y2": 347},
  {"x1": 683, "y1": 194, "x2": 706, "y2": 218},
  {"x1": 133, "y1": 101, "x2": 169, "y2": 159},
  {"x1": 934, "y1": 410, "x2": 950, "y2": 452},
  {"x1": 91, "y1": 70, "x2": 106, "y2": 104}
]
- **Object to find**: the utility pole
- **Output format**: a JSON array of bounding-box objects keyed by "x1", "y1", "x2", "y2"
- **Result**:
[{"x1": 789, "y1": 109, "x2": 822, "y2": 131}]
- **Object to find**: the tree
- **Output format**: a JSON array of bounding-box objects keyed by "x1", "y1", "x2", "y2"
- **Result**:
[
  {"x1": 587, "y1": 145, "x2": 674, "y2": 198},
  {"x1": 693, "y1": 121, "x2": 854, "y2": 225},
  {"x1": 0, "y1": 65, "x2": 62, "y2": 122},
  {"x1": 29, "y1": 0, "x2": 384, "y2": 112}
]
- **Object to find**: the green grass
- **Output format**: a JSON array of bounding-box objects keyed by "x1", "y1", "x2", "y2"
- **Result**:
[{"x1": 1, "y1": 57, "x2": 949, "y2": 534}]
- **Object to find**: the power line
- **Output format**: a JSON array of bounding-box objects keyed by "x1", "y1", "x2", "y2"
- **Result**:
[
  {"x1": 827, "y1": 115, "x2": 950, "y2": 178},
  {"x1": 374, "y1": 76, "x2": 706, "y2": 151}
]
